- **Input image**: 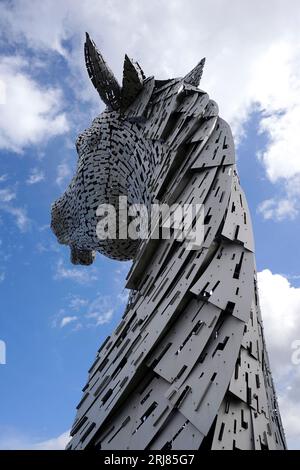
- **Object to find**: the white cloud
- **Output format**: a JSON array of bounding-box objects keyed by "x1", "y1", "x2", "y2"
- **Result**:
[
  {"x1": 258, "y1": 269, "x2": 300, "y2": 448},
  {"x1": 118, "y1": 290, "x2": 129, "y2": 304},
  {"x1": 258, "y1": 198, "x2": 298, "y2": 221},
  {"x1": 31, "y1": 430, "x2": 70, "y2": 450},
  {"x1": 0, "y1": 77, "x2": 6, "y2": 104},
  {"x1": 259, "y1": 107, "x2": 300, "y2": 183},
  {"x1": 86, "y1": 307, "x2": 114, "y2": 326},
  {"x1": 0, "y1": 429, "x2": 70, "y2": 450},
  {"x1": 26, "y1": 168, "x2": 45, "y2": 185},
  {"x1": 0, "y1": 188, "x2": 16, "y2": 202},
  {"x1": 84, "y1": 292, "x2": 128, "y2": 327},
  {"x1": 38, "y1": 224, "x2": 50, "y2": 232},
  {"x1": 0, "y1": 55, "x2": 69, "y2": 152},
  {"x1": 279, "y1": 393, "x2": 300, "y2": 449},
  {"x1": 54, "y1": 258, "x2": 98, "y2": 284},
  {"x1": 0, "y1": 1, "x2": 71, "y2": 55},
  {"x1": 53, "y1": 292, "x2": 123, "y2": 330},
  {"x1": 36, "y1": 241, "x2": 59, "y2": 253},
  {"x1": 0, "y1": 186, "x2": 30, "y2": 232},
  {"x1": 0, "y1": 272, "x2": 5, "y2": 282},
  {"x1": 56, "y1": 162, "x2": 71, "y2": 187},
  {"x1": 258, "y1": 172, "x2": 300, "y2": 221},
  {"x1": 2, "y1": 205, "x2": 30, "y2": 232},
  {"x1": 258, "y1": 270, "x2": 300, "y2": 360},
  {"x1": 68, "y1": 295, "x2": 88, "y2": 311},
  {"x1": 0, "y1": 186, "x2": 31, "y2": 232},
  {"x1": 60, "y1": 316, "x2": 77, "y2": 328}
]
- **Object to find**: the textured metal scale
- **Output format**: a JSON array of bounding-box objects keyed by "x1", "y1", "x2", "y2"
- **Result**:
[{"x1": 51, "y1": 34, "x2": 287, "y2": 450}]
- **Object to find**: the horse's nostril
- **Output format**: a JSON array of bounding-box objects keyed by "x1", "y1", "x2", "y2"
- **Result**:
[{"x1": 70, "y1": 246, "x2": 96, "y2": 265}]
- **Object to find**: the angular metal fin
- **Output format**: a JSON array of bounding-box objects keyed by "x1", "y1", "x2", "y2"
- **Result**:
[{"x1": 84, "y1": 32, "x2": 121, "y2": 110}]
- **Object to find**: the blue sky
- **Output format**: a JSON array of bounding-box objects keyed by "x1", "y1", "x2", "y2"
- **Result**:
[{"x1": 0, "y1": 0, "x2": 300, "y2": 449}]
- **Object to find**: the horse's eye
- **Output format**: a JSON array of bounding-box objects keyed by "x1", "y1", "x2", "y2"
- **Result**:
[{"x1": 82, "y1": 130, "x2": 100, "y2": 150}]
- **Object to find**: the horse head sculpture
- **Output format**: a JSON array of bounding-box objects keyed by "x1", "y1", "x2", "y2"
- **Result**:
[{"x1": 51, "y1": 33, "x2": 206, "y2": 264}]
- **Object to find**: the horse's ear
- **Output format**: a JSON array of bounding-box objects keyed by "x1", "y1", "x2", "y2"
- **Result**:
[
  {"x1": 184, "y1": 57, "x2": 206, "y2": 87},
  {"x1": 121, "y1": 54, "x2": 145, "y2": 111},
  {"x1": 84, "y1": 32, "x2": 121, "y2": 110}
]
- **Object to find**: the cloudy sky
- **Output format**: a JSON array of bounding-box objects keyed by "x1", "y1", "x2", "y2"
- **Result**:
[{"x1": 0, "y1": 0, "x2": 300, "y2": 450}]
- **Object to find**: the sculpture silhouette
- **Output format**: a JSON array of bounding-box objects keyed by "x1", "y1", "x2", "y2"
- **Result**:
[{"x1": 51, "y1": 33, "x2": 286, "y2": 450}]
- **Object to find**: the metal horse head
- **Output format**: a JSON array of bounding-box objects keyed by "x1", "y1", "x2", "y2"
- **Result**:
[{"x1": 51, "y1": 33, "x2": 206, "y2": 265}]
